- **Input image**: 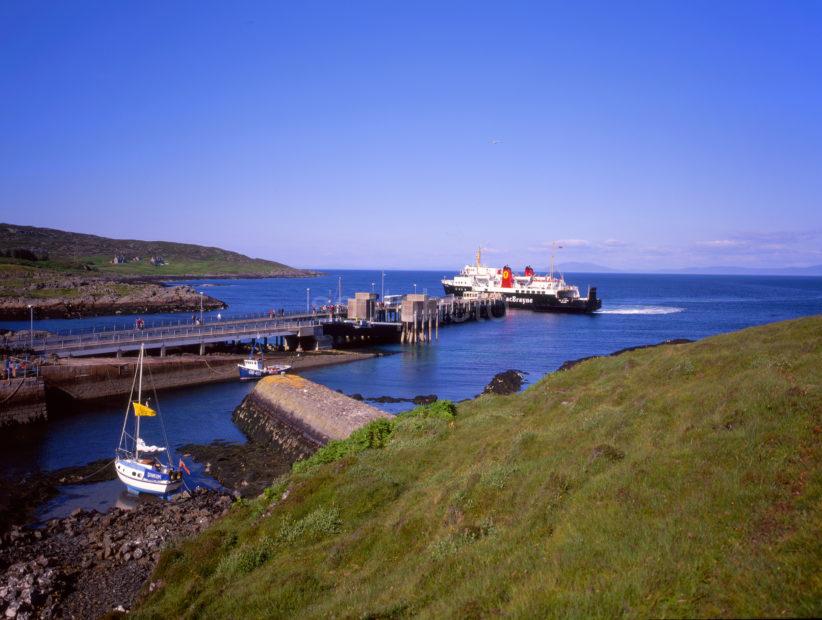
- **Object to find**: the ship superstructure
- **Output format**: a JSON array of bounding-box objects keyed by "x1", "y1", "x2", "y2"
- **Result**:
[{"x1": 441, "y1": 248, "x2": 601, "y2": 314}]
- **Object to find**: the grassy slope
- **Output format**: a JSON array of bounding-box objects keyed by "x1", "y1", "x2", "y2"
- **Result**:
[
  {"x1": 138, "y1": 317, "x2": 822, "y2": 618},
  {"x1": 0, "y1": 223, "x2": 306, "y2": 277}
]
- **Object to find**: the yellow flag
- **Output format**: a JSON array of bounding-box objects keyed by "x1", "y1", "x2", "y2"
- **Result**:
[{"x1": 133, "y1": 401, "x2": 156, "y2": 417}]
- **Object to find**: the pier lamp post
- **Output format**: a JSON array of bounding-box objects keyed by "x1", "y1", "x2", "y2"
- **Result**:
[
  {"x1": 413, "y1": 283, "x2": 417, "y2": 295},
  {"x1": 306, "y1": 288, "x2": 310, "y2": 313},
  {"x1": 27, "y1": 304, "x2": 33, "y2": 350},
  {"x1": 371, "y1": 282, "x2": 375, "y2": 294},
  {"x1": 381, "y1": 271, "x2": 385, "y2": 300},
  {"x1": 199, "y1": 292, "x2": 204, "y2": 325}
]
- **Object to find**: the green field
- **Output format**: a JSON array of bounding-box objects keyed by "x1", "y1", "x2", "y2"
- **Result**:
[
  {"x1": 135, "y1": 316, "x2": 822, "y2": 618},
  {"x1": 0, "y1": 223, "x2": 309, "y2": 278}
]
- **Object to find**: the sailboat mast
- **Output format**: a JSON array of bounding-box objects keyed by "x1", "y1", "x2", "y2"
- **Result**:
[{"x1": 136, "y1": 345, "x2": 144, "y2": 459}]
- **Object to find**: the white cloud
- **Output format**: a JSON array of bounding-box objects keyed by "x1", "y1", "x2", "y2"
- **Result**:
[
  {"x1": 696, "y1": 239, "x2": 747, "y2": 248},
  {"x1": 556, "y1": 239, "x2": 591, "y2": 248}
]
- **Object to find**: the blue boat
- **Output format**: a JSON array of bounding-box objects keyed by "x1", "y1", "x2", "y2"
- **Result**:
[
  {"x1": 237, "y1": 357, "x2": 291, "y2": 380},
  {"x1": 237, "y1": 341, "x2": 290, "y2": 380}
]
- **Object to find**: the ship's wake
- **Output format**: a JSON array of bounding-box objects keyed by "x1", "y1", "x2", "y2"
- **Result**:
[{"x1": 595, "y1": 306, "x2": 684, "y2": 315}]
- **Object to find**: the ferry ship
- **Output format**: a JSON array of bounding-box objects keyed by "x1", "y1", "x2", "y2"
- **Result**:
[{"x1": 441, "y1": 248, "x2": 601, "y2": 314}]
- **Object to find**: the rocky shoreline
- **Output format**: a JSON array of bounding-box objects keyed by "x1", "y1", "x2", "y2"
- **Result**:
[
  {"x1": 0, "y1": 277, "x2": 225, "y2": 321},
  {"x1": 0, "y1": 488, "x2": 231, "y2": 619},
  {"x1": 0, "y1": 460, "x2": 117, "y2": 538}
]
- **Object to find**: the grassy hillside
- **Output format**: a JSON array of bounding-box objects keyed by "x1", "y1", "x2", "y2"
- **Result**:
[
  {"x1": 138, "y1": 317, "x2": 822, "y2": 618},
  {"x1": 0, "y1": 223, "x2": 309, "y2": 277}
]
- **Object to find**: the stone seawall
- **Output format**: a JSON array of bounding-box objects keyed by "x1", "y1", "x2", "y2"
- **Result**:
[
  {"x1": 0, "y1": 379, "x2": 47, "y2": 426},
  {"x1": 233, "y1": 374, "x2": 389, "y2": 462},
  {"x1": 41, "y1": 356, "x2": 240, "y2": 401}
]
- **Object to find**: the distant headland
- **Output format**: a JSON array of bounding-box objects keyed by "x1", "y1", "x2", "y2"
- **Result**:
[{"x1": 0, "y1": 223, "x2": 317, "y2": 320}]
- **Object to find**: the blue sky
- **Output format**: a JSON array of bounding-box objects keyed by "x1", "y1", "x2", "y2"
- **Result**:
[{"x1": 1, "y1": 1, "x2": 820, "y2": 270}]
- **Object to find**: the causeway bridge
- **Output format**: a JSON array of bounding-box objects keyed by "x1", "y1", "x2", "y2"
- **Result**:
[
  {"x1": 5, "y1": 293, "x2": 507, "y2": 358},
  {"x1": 6, "y1": 311, "x2": 335, "y2": 358}
]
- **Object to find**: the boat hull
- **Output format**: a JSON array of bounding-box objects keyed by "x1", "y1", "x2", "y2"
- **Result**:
[
  {"x1": 238, "y1": 363, "x2": 290, "y2": 380},
  {"x1": 238, "y1": 365, "x2": 265, "y2": 380},
  {"x1": 443, "y1": 284, "x2": 601, "y2": 314},
  {"x1": 115, "y1": 459, "x2": 182, "y2": 495}
]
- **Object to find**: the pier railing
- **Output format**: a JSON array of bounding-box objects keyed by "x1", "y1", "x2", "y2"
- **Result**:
[{"x1": 3, "y1": 312, "x2": 337, "y2": 356}]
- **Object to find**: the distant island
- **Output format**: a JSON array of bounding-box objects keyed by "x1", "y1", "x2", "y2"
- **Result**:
[
  {"x1": 0, "y1": 223, "x2": 316, "y2": 320},
  {"x1": 555, "y1": 261, "x2": 822, "y2": 276}
]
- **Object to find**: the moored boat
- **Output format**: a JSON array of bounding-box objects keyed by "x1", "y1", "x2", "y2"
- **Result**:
[
  {"x1": 237, "y1": 341, "x2": 291, "y2": 379},
  {"x1": 115, "y1": 345, "x2": 184, "y2": 496},
  {"x1": 237, "y1": 358, "x2": 291, "y2": 380}
]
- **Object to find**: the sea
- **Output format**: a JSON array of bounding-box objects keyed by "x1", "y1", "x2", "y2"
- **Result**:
[{"x1": 2, "y1": 270, "x2": 821, "y2": 520}]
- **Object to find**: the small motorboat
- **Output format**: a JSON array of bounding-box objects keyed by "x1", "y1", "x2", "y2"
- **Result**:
[
  {"x1": 237, "y1": 357, "x2": 291, "y2": 380},
  {"x1": 115, "y1": 344, "x2": 184, "y2": 495},
  {"x1": 237, "y1": 341, "x2": 291, "y2": 380}
]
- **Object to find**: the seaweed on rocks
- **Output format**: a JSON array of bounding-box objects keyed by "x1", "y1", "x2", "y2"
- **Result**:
[
  {"x1": 179, "y1": 441, "x2": 293, "y2": 498},
  {"x1": 482, "y1": 370, "x2": 526, "y2": 396},
  {"x1": 0, "y1": 488, "x2": 232, "y2": 619}
]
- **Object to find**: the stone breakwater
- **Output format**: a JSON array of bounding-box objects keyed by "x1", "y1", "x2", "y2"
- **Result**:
[
  {"x1": 0, "y1": 488, "x2": 232, "y2": 619},
  {"x1": 233, "y1": 375, "x2": 390, "y2": 462}
]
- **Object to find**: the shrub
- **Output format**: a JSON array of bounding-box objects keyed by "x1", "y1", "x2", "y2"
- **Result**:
[
  {"x1": 276, "y1": 506, "x2": 342, "y2": 544},
  {"x1": 216, "y1": 537, "x2": 275, "y2": 576},
  {"x1": 292, "y1": 418, "x2": 397, "y2": 474},
  {"x1": 400, "y1": 400, "x2": 457, "y2": 421}
]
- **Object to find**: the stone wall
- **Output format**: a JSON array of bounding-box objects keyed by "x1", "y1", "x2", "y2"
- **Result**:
[
  {"x1": 41, "y1": 356, "x2": 240, "y2": 401},
  {"x1": 0, "y1": 379, "x2": 47, "y2": 426}
]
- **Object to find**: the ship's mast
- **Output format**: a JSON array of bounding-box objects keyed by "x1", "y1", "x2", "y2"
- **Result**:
[
  {"x1": 135, "y1": 345, "x2": 144, "y2": 459},
  {"x1": 549, "y1": 241, "x2": 555, "y2": 281}
]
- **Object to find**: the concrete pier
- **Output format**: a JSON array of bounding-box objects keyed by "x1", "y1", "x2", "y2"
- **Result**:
[
  {"x1": 329, "y1": 292, "x2": 506, "y2": 347},
  {"x1": 232, "y1": 375, "x2": 389, "y2": 461}
]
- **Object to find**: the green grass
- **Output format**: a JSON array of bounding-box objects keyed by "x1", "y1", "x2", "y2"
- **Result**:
[
  {"x1": 0, "y1": 223, "x2": 308, "y2": 277},
  {"x1": 136, "y1": 316, "x2": 822, "y2": 619},
  {"x1": 0, "y1": 263, "x2": 161, "y2": 301}
]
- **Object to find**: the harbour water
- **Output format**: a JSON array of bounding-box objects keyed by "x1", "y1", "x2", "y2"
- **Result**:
[{"x1": 2, "y1": 270, "x2": 821, "y2": 520}]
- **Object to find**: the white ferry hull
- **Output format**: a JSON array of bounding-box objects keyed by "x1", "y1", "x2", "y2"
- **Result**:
[{"x1": 443, "y1": 283, "x2": 600, "y2": 314}]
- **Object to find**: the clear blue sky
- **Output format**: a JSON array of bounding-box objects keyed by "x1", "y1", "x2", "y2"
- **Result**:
[{"x1": 1, "y1": 1, "x2": 820, "y2": 270}]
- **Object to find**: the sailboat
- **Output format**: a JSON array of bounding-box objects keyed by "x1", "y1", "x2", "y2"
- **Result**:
[{"x1": 115, "y1": 344, "x2": 183, "y2": 495}]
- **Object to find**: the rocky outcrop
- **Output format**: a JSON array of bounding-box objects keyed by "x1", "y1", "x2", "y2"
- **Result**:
[
  {"x1": 0, "y1": 277, "x2": 225, "y2": 320},
  {"x1": 233, "y1": 375, "x2": 389, "y2": 462},
  {"x1": 482, "y1": 370, "x2": 526, "y2": 395},
  {"x1": 0, "y1": 488, "x2": 231, "y2": 619}
]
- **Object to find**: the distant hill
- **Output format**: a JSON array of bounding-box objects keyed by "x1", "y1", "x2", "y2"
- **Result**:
[
  {"x1": 658, "y1": 264, "x2": 822, "y2": 276},
  {"x1": 0, "y1": 223, "x2": 312, "y2": 278},
  {"x1": 556, "y1": 261, "x2": 618, "y2": 273}
]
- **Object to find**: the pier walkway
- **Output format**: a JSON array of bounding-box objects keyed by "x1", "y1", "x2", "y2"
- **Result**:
[
  {"x1": 7, "y1": 311, "x2": 334, "y2": 358},
  {"x1": 4, "y1": 293, "x2": 507, "y2": 357}
]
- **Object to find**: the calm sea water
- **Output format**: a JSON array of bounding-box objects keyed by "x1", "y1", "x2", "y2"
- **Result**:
[{"x1": 2, "y1": 270, "x2": 820, "y2": 519}]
